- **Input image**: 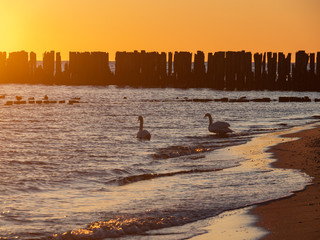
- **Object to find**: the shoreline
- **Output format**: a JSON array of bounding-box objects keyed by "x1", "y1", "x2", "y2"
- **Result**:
[
  {"x1": 190, "y1": 124, "x2": 319, "y2": 240},
  {"x1": 251, "y1": 125, "x2": 320, "y2": 239}
]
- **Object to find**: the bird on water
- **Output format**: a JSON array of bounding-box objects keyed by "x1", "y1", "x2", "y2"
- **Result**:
[
  {"x1": 137, "y1": 116, "x2": 151, "y2": 140},
  {"x1": 204, "y1": 113, "x2": 233, "y2": 135}
]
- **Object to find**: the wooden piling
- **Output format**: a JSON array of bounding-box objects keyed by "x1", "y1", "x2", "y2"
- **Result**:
[
  {"x1": 317, "y1": 52, "x2": 320, "y2": 91},
  {"x1": 236, "y1": 51, "x2": 246, "y2": 90},
  {"x1": 207, "y1": 52, "x2": 214, "y2": 88},
  {"x1": 293, "y1": 51, "x2": 309, "y2": 91},
  {"x1": 7, "y1": 51, "x2": 29, "y2": 84},
  {"x1": 244, "y1": 52, "x2": 253, "y2": 90},
  {"x1": 254, "y1": 53, "x2": 262, "y2": 90},
  {"x1": 309, "y1": 53, "x2": 316, "y2": 90},
  {"x1": 193, "y1": 51, "x2": 206, "y2": 87},
  {"x1": 173, "y1": 51, "x2": 192, "y2": 88},
  {"x1": 43, "y1": 51, "x2": 55, "y2": 84},
  {"x1": 168, "y1": 52, "x2": 173, "y2": 84},
  {"x1": 267, "y1": 52, "x2": 277, "y2": 90},
  {"x1": 0, "y1": 52, "x2": 7, "y2": 83},
  {"x1": 225, "y1": 51, "x2": 236, "y2": 90}
]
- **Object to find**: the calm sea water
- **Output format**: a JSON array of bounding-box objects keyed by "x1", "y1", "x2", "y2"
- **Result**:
[{"x1": 0, "y1": 84, "x2": 318, "y2": 239}]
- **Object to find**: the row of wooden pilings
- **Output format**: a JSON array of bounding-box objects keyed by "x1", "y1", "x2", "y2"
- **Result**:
[
  {"x1": 115, "y1": 50, "x2": 320, "y2": 90},
  {"x1": 0, "y1": 50, "x2": 320, "y2": 91}
]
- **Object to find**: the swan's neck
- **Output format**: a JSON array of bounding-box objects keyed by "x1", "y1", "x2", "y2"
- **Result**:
[
  {"x1": 207, "y1": 115, "x2": 213, "y2": 125},
  {"x1": 139, "y1": 118, "x2": 143, "y2": 131}
]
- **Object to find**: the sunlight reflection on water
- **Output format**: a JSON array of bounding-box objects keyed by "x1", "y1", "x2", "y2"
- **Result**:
[{"x1": 0, "y1": 85, "x2": 319, "y2": 239}]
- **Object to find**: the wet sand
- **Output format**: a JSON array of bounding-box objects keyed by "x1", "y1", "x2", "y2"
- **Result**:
[{"x1": 252, "y1": 126, "x2": 320, "y2": 240}]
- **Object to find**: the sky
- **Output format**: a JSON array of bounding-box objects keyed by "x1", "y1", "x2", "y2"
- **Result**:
[{"x1": 0, "y1": 0, "x2": 319, "y2": 60}]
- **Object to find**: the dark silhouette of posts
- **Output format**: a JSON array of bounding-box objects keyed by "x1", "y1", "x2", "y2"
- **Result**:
[
  {"x1": 43, "y1": 51, "x2": 55, "y2": 84},
  {"x1": 207, "y1": 53, "x2": 214, "y2": 88},
  {"x1": 254, "y1": 53, "x2": 262, "y2": 90},
  {"x1": 115, "y1": 51, "x2": 139, "y2": 86},
  {"x1": 56, "y1": 52, "x2": 62, "y2": 75},
  {"x1": 115, "y1": 51, "x2": 126, "y2": 86},
  {"x1": 216, "y1": 52, "x2": 226, "y2": 90},
  {"x1": 207, "y1": 51, "x2": 225, "y2": 89},
  {"x1": 193, "y1": 51, "x2": 206, "y2": 87},
  {"x1": 141, "y1": 51, "x2": 153, "y2": 86},
  {"x1": 168, "y1": 52, "x2": 173, "y2": 77},
  {"x1": 0, "y1": 52, "x2": 6, "y2": 82},
  {"x1": 7, "y1": 51, "x2": 29, "y2": 83},
  {"x1": 55, "y1": 52, "x2": 62, "y2": 84},
  {"x1": 225, "y1": 51, "x2": 236, "y2": 90},
  {"x1": 309, "y1": 53, "x2": 316, "y2": 90},
  {"x1": 317, "y1": 52, "x2": 320, "y2": 91},
  {"x1": 267, "y1": 52, "x2": 277, "y2": 90},
  {"x1": 158, "y1": 52, "x2": 167, "y2": 87},
  {"x1": 278, "y1": 52, "x2": 292, "y2": 90},
  {"x1": 293, "y1": 51, "x2": 309, "y2": 91},
  {"x1": 286, "y1": 53, "x2": 292, "y2": 90},
  {"x1": 173, "y1": 51, "x2": 192, "y2": 88},
  {"x1": 29, "y1": 52, "x2": 36, "y2": 84},
  {"x1": 236, "y1": 51, "x2": 246, "y2": 90},
  {"x1": 69, "y1": 51, "x2": 111, "y2": 85},
  {"x1": 1, "y1": 49, "x2": 320, "y2": 90},
  {"x1": 244, "y1": 52, "x2": 253, "y2": 90},
  {"x1": 115, "y1": 51, "x2": 167, "y2": 87}
]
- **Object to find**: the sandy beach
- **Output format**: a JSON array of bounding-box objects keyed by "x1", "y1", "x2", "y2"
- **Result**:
[{"x1": 252, "y1": 126, "x2": 320, "y2": 240}]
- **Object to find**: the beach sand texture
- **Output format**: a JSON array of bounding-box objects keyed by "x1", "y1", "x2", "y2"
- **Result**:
[{"x1": 252, "y1": 126, "x2": 320, "y2": 240}]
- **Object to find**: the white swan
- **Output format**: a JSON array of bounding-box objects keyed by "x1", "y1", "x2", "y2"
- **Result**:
[
  {"x1": 137, "y1": 116, "x2": 151, "y2": 140},
  {"x1": 204, "y1": 113, "x2": 233, "y2": 135}
]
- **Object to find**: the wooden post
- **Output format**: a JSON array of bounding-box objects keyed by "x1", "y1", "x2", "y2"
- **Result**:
[
  {"x1": 236, "y1": 51, "x2": 245, "y2": 90},
  {"x1": 207, "y1": 52, "x2": 214, "y2": 88},
  {"x1": 254, "y1": 53, "x2": 262, "y2": 90},
  {"x1": 55, "y1": 52, "x2": 61, "y2": 84},
  {"x1": 194, "y1": 51, "x2": 205, "y2": 87},
  {"x1": 261, "y1": 53, "x2": 267, "y2": 90},
  {"x1": 226, "y1": 51, "x2": 236, "y2": 90},
  {"x1": 244, "y1": 52, "x2": 253, "y2": 90},
  {"x1": 216, "y1": 52, "x2": 226, "y2": 90},
  {"x1": 7, "y1": 51, "x2": 29, "y2": 83},
  {"x1": 316, "y1": 52, "x2": 320, "y2": 91},
  {"x1": 278, "y1": 52, "x2": 285, "y2": 90},
  {"x1": 43, "y1": 51, "x2": 55, "y2": 84},
  {"x1": 309, "y1": 53, "x2": 315, "y2": 90},
  {"x1": 168, "y1": 52, "x2": 172, "y2": 86},
  {"x1": 173, "y1": 52, "x2": 192, "y2": 88},
  {"x1": 294, "y1": 51, "x2": 309, "y2": 91},
  {"x1": 266, "y1": 52, "x2": 277, "y2": 90},
  {"x1": 158, "y1": 52, "x2": 167, "y2": 87},
  {"x1": 29, "y1": 52, "x2": 36, "y2": 84},
  {"x1": 285, "y1": 53, "x2": 291, "y2": 90}
]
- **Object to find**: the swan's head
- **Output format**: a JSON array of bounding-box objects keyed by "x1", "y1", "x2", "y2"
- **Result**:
[
  {"x1": 138, "y1": 115, "x2": 143, "y2": 121},
  {"x1": 204, "y1": 113, "x2": 211, "y2": 118}
]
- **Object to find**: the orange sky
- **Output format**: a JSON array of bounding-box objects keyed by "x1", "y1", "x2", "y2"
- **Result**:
[{"x1": 0, "y1": 0, "x2": 319, "y2": 60}]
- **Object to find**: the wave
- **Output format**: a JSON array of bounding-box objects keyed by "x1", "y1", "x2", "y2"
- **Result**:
[
  {"x1": 107, "y1": 168, "x2": 222, "y2": 186},
  {"x1": 51, "y1": 214, "x2": 193, "y2": 240},
  {"x1": 153, "y1": 136, "x2": 248, "y2": 160},
  {"x1": 153, "y1": 145, "x2": 213, "y2": 159}
]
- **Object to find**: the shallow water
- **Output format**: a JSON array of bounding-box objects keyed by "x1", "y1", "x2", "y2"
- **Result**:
[{"x1": 0, "y1": 85, "x2": 318, "y2": 239}]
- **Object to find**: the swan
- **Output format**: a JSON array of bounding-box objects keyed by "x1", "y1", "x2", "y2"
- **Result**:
[
  {"x1": 137, "y1": 116, "x2": 151, "y2": 140},
  {"x1": 204, "y1": 113, "x2": 233, "y2": 135}
]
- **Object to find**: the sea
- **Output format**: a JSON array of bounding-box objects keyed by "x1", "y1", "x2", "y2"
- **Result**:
[{"x1": 0, "y1": 84, "x2": 319, "y2": 239}]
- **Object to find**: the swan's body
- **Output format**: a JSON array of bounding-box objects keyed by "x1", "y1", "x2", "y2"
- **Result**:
[
  {"x1": 204, "y1": 113, "x2": 232, "y2": 135},
  {"x1": 137, "y1": 116, "x2": 151, "y2": 140}
]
